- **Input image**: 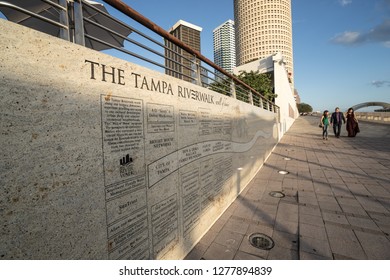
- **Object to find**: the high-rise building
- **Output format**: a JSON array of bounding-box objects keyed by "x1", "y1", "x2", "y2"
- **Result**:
[
  {"x1": 213, "y1": 20, "x2": 236, "y2": 74},
  {"x1": 165, "y1": 20, "x2": 202, "y2": 83},
  {"x1": 234, "y1": 0, "x2": 294, "y2": 85}
]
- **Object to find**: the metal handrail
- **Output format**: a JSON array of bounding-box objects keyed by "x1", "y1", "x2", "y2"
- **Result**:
[
  {"x1": 83, "y1": 15, "x2": 196, "y2": 80},
  {"x1": 82, "y1": 0, "x2": 200, "y2": 83},
  {"x1": 0, "y1": 0, "x2": 279, "y2": 113},
  {"x1": 0, "y1": 1, "x2": 68, "y2": 29},
  {"x1": 41, "y1": 0, "x2": 67, "y2": 11},
  {"x1": 101, "y1": 0, "x2": 278, "y2": 112}
]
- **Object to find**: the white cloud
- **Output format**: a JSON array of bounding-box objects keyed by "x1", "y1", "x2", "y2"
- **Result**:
[
  {"x1": 331, "y1": 31, "x2": 362, "y2": 44},
  {"x1": 331, "y1": 20, "x2": 390, "y2": 46},
  {"x1": 368, "y1": 20, "x2": 390, "y2": 43},
  {"x1": 371, "y1": 80, "x2": 390, "y2": 87},
  {"x1": 338, "y1": 0, "x2": 352, "y2": 6}
]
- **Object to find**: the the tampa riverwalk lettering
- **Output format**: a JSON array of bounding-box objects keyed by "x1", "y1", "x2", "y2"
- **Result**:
[{"x1": 85, "y1": 59, "x2": 230, "y2": 108}]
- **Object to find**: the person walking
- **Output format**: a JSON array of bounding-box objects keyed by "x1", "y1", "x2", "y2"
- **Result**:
[
  {"x1": 320, "y1": 110, "x2": 330, "y2": 140},
  {"x1": 330, "y1": 107, "x2": 345, "y2": 138},
  {"x1": 346, "y1": 107, "x2": 359, "y2": 137}
]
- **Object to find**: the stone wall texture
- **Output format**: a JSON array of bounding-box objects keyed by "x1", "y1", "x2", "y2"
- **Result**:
[
  {"x1": 355, "y1": 112, "x2": 390, "y2": 124},
  {"x1": 0, "y1": 20, "x2": 279, "y2": 259}
]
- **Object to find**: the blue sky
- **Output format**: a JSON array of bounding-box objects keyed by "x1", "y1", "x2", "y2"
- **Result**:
[
  {"x1": 1, "y1": 0, "x2": 389, "y2": 111},
  {"x1": 292, "y1": 0, "x2": 390, "y2": 112}
]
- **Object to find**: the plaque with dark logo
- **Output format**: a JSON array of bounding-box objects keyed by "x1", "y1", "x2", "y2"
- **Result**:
[{"x1": 120, "y1": 154, "x2": 134, "y2": 178}]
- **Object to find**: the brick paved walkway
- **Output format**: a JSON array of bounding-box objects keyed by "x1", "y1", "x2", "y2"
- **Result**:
[{"x1": 185, "y1": 116, "x2": 390, "y2": 260}]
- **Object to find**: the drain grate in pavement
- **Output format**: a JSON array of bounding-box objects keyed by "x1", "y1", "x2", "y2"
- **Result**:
[
  {"x1": 249, "y1": 233, "x2": 275, "y2": 250},
  {"x1": 269, "y1": 191, "x2": 285, "y2": 198}
]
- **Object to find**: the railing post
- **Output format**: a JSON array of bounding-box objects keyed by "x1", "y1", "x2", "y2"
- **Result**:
[
  {"x1": 59, "y1": 0, "x2": 69, "y2": 40},
  {"x1": 248, "y1": 89, "x2": 253, "y2": 105},
  {"x1": 230, "y1": 80, "x2": 236, "y2": 99},
  {"x1": 195, "y1": 58, "x2": 202, "y2": 86},
  {"x1": 73, "y1": 0, "x2": 85, "y2": 46}
]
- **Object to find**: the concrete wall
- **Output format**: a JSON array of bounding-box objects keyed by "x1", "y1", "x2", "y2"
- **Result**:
[
  {"x1": 272, "y1": 53, "x2": 299, "y2": 135},
  {"x1": 0, "y1": 20, "x2": 280, "y2": 260},
  {"x1": 234, "y1": 53, "x2": 298, "y2": 139},
  {"x1": 355, "y1": 112, "x2": 390, "y2": 124}
]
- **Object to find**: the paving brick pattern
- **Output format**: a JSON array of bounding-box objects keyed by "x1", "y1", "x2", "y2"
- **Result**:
[{"x1": 185, "y1": 116, "x2": 390, "y2": 260}]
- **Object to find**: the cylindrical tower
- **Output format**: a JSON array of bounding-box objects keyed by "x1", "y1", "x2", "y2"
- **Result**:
[{"x1": 234, "y1": 0, "x2": 294, "y2": 84}]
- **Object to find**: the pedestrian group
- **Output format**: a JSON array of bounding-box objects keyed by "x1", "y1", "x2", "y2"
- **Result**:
[{"x1": 319, "y1": 107, "x2": 360, "y2": 139}]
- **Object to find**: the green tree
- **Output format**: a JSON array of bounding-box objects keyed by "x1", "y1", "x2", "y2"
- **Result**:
[
  {"x1": 209, "y1": 78, "x2": 231, "y2": 96},
  {"x1": 236, "y1": 70, "x2": 275, "y2": 101},
  {"x1": 209, "y1": 70, "x2": 276, "y2": 101},
  {"x1": 297, "y1": 103, "x2": 313, "y2": 113}
]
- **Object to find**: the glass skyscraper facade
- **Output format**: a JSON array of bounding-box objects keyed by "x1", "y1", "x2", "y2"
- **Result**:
[
  {"x1": 165, "y1": 20, "x2": 202, "y2": 83},
  {"x1": 213, "y1": 19, "x2": 236, "y2": 75}
]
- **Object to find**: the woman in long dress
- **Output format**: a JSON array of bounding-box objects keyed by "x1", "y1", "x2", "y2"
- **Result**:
[{"x1": 346, "y1": 108, "x2": 359, "y2": 137}]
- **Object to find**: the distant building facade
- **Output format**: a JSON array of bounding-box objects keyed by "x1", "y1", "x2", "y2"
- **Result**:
[
  {"x1": 294, "y1": 88, "x2": 301, "y2": 104},
  {"x1": 165, "y1": 20, "x2": 202, "y2": 83},
  {"x1": 234, "y1": 0, "x2": 294, "y2": 86},
  {"x1": 213, "y1": 19, "x2": 236, "y2": 75}
]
